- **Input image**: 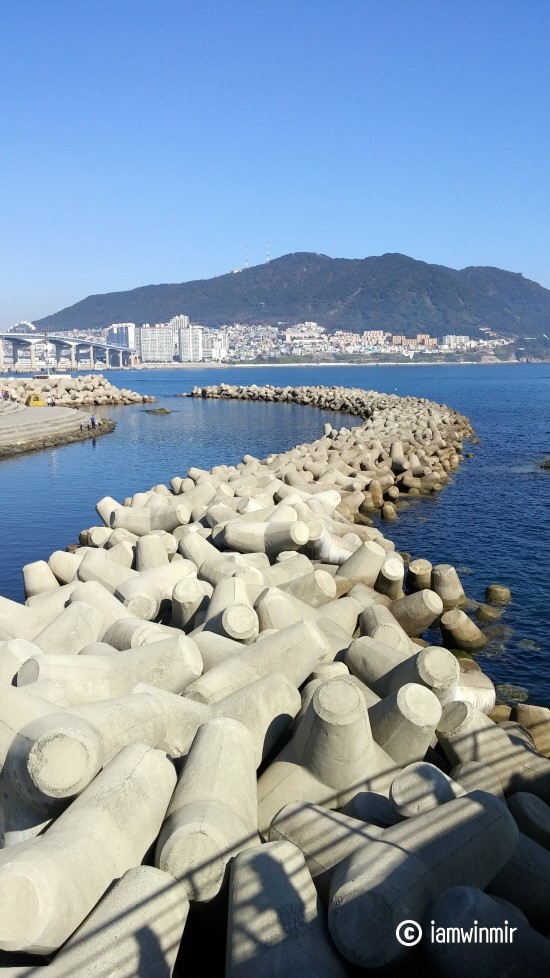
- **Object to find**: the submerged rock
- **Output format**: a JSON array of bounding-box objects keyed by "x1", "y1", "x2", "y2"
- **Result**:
[{"x1": 495, "y1": 684, "x2": 529, "y2": 706}]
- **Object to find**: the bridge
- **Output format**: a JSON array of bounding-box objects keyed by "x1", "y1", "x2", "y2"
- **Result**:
[{"x1": 0, "y1": 334, "x2": 136, "y2": 371}]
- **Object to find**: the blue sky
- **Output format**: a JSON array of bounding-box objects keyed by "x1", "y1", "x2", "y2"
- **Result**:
[{"x1": 1, "y1": 0, "x2": 549, "y2": 326}]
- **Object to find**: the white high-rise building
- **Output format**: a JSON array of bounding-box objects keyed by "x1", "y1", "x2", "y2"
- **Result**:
[
  {"x1": 107, "y1": 323, "x2": 136, "y2": 349},
  {"x1": 201, "y1": 329, "x2": 214, "y2": 360},
  {"x1": 212, "y1": 329, "x2": 229, "y2": 361},
  {"x1": 8, "y1": 321, "x2": 36, "y2": 334},
  {"x1": 441, "y1": 334, "x2": 470, "y2": 349},
  {"x1": 138, "y1": 325, "x2": 175, "y2": 362},
  {"x1": 169, "y1": 314, "x2": 190, "y2": 331},
  {"x1": 179, "y1": 324, "x2": 203, "y2": 361}
]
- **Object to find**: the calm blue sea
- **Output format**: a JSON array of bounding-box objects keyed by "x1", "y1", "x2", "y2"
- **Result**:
[{"x1": 1, "y1": 363, "x2": 549, "y2": 706}]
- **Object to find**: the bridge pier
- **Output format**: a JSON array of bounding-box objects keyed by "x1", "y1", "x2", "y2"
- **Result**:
[
  {"x1": 0, "y1": 341, "x2": 4, "y2": 372},
  {"x1": 70, "y1": 347, "x2": 77, "y2": 370}
]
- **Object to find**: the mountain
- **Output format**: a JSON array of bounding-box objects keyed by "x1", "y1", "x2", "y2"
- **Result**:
[{"x1": 35, "y1": 252, "x2": 550, "y2": 339}]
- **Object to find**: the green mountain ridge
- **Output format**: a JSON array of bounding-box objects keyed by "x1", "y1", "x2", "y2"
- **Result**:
[{"x1": 36, "y1": 252, "x2": 550, "y2": 340}]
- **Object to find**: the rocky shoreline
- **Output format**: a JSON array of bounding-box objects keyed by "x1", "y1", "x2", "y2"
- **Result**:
[{"x1": 0, "y1": 384, "x2": 548, "y2": 975}]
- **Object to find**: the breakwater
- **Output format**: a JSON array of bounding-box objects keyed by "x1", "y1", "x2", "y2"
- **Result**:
[
  {"x1": 191, "y1": 382, "x2": 474, "y2": 520},
  {"x1": 0, "y1": 385, "x2": 548, "y2": 975},
  {"x1": 1, "y1": 373, "x2": 155, "y2": 408},
  {"x1": 0, "y1": 400, "x2": 115, "y2": 458}
]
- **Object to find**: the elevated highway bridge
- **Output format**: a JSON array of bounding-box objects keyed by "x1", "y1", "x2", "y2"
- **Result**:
[{"x1": 0, "y1": 334, "x2": 135, "y2": 371}]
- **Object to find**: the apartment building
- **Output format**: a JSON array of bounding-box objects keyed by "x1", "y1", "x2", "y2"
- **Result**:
[
  {"x1": 106, "y1": 323, "x2": 136, "y2": 348},
  {"x1": 178, "y1": 324, "x2": 203, "y2": 361},
  {"x1": 137, "y1": 324, "x2": 176, "y2": 362}
]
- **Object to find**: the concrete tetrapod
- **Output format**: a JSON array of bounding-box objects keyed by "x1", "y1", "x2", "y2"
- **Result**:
[
  {"x1": 104, "y1": 540, "x2": 134, "y2": 569},
  {"x1": 190, "y1": 630, "x2": 243, "y2": 673},
  {"x1": 507, "y1": 791, "x2": 550, "y2": 849},
  {"x1": 0, "y1": 595, "x2": 71, "y2": 643},
  {"x1": 304, "y1": 524, "x2": 356, "y2": 565},
  {"x1": 406, "y1": 557, "x2": 433, "y2": 592},
  {"x1": 292, "y1": 673, "x2": 380, "y2": 731},
  {"x1": 0, "y1": 744, "x2": 176, "y2": 954},
  {"x1": 47, "y1": 550, "x2": 84, "y2": 585},
  {"x1": 389, "y1": 588, "x2": 443, "y2": 636},
  {"x1": 335, "y1": 540, "x2": 386, "y2": 587},
  {"x1": 75, "y1": 553, "x2": 138, "y2": 596},
  {"x1": 222, "y1": 519, "x2": 310, "y2": 557},
  {"x1": 340, "y1": 790, "x2": 400, "y2": 827},
  {"x1": 453, "y1": 665, "x2": 496, "y2": 714},
  {"x1": 135, "y1": 533, "x2": 170, "y2": 571},
  {"x1": 67, "y1": 691, "x2": 168, "y2": 765},
  {"x1": 101, "y1": 616, "x2": 180, "y2": 650},
  {"x1": 156, "y1": 718, "x2": 258, "y2": 901},
  {"x1": 269, "y1": 801, "x2": 385, "y2": 900},
  {"x1": 486, "y1": 829, "x2": 550, "y2": 931},
  {"x1": 226, "y1": 840, "x2": 347, "y2": 978},
  {"x1": 259, "y1": 553, "x2": 315, "y2": 587},
  {"x1": 171, "y1": 577, "x2": 212, "y2": 632},
  {"x1": 66, "y1": 580, "x2": 135, "y2": 633},
  {"x1": 389, "y1": 761, "x2": 465, "y2": 818},
  {"x1": 14, "y1": 678, "x2": 69, "y2": 707},
  {"x1": 133, "y1": 671, "x2": 300, "y2": 765},
  {"x1": 367, "y1": 683, "x2": 443, "y2": 765},
  {"x1": 110, "y1": 502, "x2": 191, "y2": 536},
  {"x1": 327, "y1": 790, "x2": 519, "y2": 969},
  {"x1": 346, "y1": 636, "x2": 459, "y2": 707},
  {"x1": 511, "y1": 703, "x2": 550, "y2": 756},
  {"x1": 0, "y1": 684, "x2": 102, "y2": 781},
  {"x1": 379, "y1": 644, "x2": 460, "y2": 705},
  {"x1": 183, "y1": 620, "x2": 327, "y2": 705},
  {"x1": 424, "y1": 886, "x2": 550, "y2": 978},
  {"x1": 436, "y1": 702, "x2": 550, "y2": 803},
  {"x1": 17, "y1": 634, "x2": 202, "y2": 703},
  {"x1": 257, "y1": 676, "x2": 398, "y2": 835},
  {"x1": 431, "y1": 563, "x2": 467, "y2": 609},
  {"x1": 209, "y1": 672, "x2": 300, "y2": 765},
  {"x1": 277, "y1": 569, "x2": 337, "y2": 606},
  {"x1": 0, "y1": 866, "x2": 189, "y2": 978},
  {"x1": 114, "y1": 561, "x2": 197, "y2": 621},
  {"x1": 449, "y1": 760, "x2": 504, "y2": 797},
  {"x1": 31, "y1": 600, "x2": 105, "y2": 655},
  {"x1": 359, "y1": 604, "x2": 413, "y2": 654},
  {"x1": 0, "y1": 639, "x2": 43, "y2": 685},
  {"x1": 22, "y1": 560, "x2": 60, "y2": 600},
  {"x1": 254, "y1": 586, "x2": 362, "y2": 636},
  {"x1": 176, "y1": 526, "x2": 225, "y2": 569},
  {"x1": 202, "y1": 576, "x2": 259, "y2": 644},
  {"x1": 2, "y1": 710, "x2": 105, "y2": 816},
  {"x1": 440, "y1": 608, "x2": 488, "y2": 652}
]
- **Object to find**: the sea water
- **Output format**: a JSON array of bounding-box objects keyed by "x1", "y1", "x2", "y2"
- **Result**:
[{"x1": 1, "y1": 362, "x2": 548, "y2": 705}]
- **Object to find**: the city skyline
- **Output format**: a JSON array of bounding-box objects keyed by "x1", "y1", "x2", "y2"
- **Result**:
[
  {"x1": 0, "y1": 316, "x2": 511, "y2": 372},
  {"x1": 2, "y1": 1, "x2": 550, "y2": 327}
]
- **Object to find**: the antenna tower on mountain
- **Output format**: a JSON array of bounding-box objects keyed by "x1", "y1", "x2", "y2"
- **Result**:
[
  {"x1": 244, "y1": 246, "x2": 249, "y2": 269},
  {"x1": 266, "y1": 241, "x2": 270, "y2": 263}
]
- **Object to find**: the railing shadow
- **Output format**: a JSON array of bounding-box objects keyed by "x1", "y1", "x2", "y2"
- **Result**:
[{"x1": 0, "y1": 715, "x2": 549, "y2": 976}]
